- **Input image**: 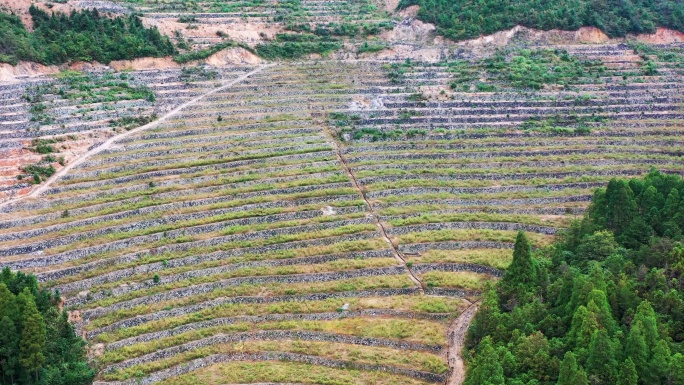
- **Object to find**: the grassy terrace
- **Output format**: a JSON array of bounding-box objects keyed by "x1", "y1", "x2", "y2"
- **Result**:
[{"x1": 2, "y1": 42, "x2": 684, "y2": 384}]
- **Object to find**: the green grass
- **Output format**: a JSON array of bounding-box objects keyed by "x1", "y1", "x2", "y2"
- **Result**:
[
  {"x1": 421, "y1": 271, "x2": 494, "y2": 290},
  {"x1": 104, "y1": 340, "x2": 447, "y2": 381},
  {"x1": 407, "y1": 249, "x2": 513, "y2": 270}
]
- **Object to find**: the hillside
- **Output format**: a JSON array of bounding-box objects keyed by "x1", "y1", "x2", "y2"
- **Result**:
[{"x1": 0, "y1": 0, "x2": 684, "y2": 384}]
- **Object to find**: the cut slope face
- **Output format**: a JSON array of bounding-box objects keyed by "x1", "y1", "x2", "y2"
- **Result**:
[{"x1": 0, "y1": 41, "x2": 684, "y2": 384}]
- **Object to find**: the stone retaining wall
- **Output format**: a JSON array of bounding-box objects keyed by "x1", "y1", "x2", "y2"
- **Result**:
[
  {"x1": 87, "y1": 288, "x2": 419, "y2": 337},
  {"x1": 104, "y1": 309, "x2": 451, "y2": 351},
  {"x1": 80, "y1": 266, "x2": 406, "y2": 318},
  {"x1": 100, "y1": 352, "x2": 446, "y2": 384},
  {"x1": 103, "y1": 330, "x2": 444, "y2": 373}
]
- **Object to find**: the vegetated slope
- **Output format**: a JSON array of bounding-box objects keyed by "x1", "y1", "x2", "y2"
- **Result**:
[
  {"x1": 0, "y1": 6, "x2": 175, "y2": 65},
  {"x1": 0, "y1": 66, "x2": 238, "y2": 202},
  {"x1": 462, "y1": 170, "x2": 684, "y2": 385},
  {"x1": 0, "y1": 39, "x2": 683, "y2": 384},
  {"x1": 103, "y1": 0, "x2": 393, "y2": 56},
  {"x1": 398, "y1": 0, "x2": 684, "y2": 41}
]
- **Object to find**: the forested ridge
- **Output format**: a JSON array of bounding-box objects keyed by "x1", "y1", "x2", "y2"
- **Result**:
[
  {"x1": 0, "y1": 269, "x2": 94, "y2": 385},
  {"x1": 464, "y1": 169, "x2": 684, "y2": 385},
  {"x1": 398, "y1": 0, "x2": 684, "y2": 41},
  {"x1": 0, "y1": 6, "x2": 175, "y2": 65}
]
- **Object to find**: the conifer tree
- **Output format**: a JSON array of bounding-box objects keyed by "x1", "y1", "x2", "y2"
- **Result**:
[
  {"x1": 0, "y1": 316, "x2": 19, "y2": 385},
  {"x1": 662, "y1": 188, "x2": 681, "y2": 219},
  {"x1": 607, "y1": 179, "x2": 637, "y2": 236},
  {"x1": 626, "y1": 319, "x2": 649, "y2": 379},
  {"x1": 466, "y1": 284, "x2": 502, "y2": 348},
  {"x1": 586, "y1": 290, "x2": 617, "y2": 335},
  {"x1": 568, "y1": 305, "x2": 598, "y2": 356},
  {"x1": 633, "y1": 301, "x2": 659, "y2": 351},
  {"x1": 463, "y1": 337, "x2": 505, "y2": 385},
  {"x1": 671, "y1": 353, "x2": 684, "y2": 385},
  {"x1": 0, "y1": 283, "x2": 16, "y2": 320},
  {"x1": 585, "y1": 329, "x2": 618, "y2": 384},
  {"x1": 498, "y1": 231, "x2": 537, "y2": 310},
  {"x1": 616, "y1": 358, "x2": 638, "y2": 385},
  {"x1": 18, "y1": 293, "x2": 46, "y2": 381},
  {"x1": 557, "y1": 352, "x2": 588, "y2": 385},
  {"x1": 645, "y1": 339, "x2": 670, "y2": 384}
]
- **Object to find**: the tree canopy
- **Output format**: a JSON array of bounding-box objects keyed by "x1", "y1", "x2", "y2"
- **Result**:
[
  {"x1": 398, "y1": 0, "x2": 684, "y2": 41},
  {"x1": 0, "y1": 268, "x2": 94, "y2": 385},
  {"x1": 0, "y1": 6, "x2": 176, "y2": 65},
  {"x1": 464, "y1": 169, "x2": 684, "y2": 385}
]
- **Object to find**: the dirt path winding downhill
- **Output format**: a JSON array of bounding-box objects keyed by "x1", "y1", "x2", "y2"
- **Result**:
[
  {"x1": 320, "y1": 122, "x2": 424, "y2": 293},
  {"x1": 0, "y1": 64, "x2": 274, "y2": 210},
  {"x1": 447, "y1": 302, "x2": 480, "y2": 385}
]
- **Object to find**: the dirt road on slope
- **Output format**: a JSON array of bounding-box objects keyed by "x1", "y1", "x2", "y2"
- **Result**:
[
  {"x1": 447, "y1": 302, "x2": 480, "y2": 385},
  {"x1": 0, "y1": 64, "x2": 273, "y2": 210}
]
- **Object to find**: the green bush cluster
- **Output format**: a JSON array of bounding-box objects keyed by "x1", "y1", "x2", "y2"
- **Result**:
[
  {"x1": 255, "y1": 33, "x2": 341, "y2": 59},
  {"x1": 464, "y1": 169, "x2": 684, "y2": 385},
  {"x1": 0, "y1": 6, "x2": 176, "y2": 65},
  {"x1": 23, "y1": 163, "x2": 55, "y2": 184},
  {"x1": 398, "y1": 0, "x2": 684, "y2": 41},
  {"x1": 0, "y1": 268, "x2": 95, "y2": 385},
  {"x1": 485, "y1": 49, "x2": 606, "y2": 89},
  {"x1": 109, "y1": 114, "x2": 157, "y2": 130},
  {"x1": 520, "y1": 114, "x2": 604, "y2": 135},
  {"x1": 173, "y1": 41, "x2": 255, "y2": 64}
]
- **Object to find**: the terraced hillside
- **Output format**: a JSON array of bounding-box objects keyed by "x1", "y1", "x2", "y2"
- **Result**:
[
  {"x1": 115, "y1": 0, "x2": 393, "y2": 51},
  {"x1": 0, "y1": 66, "x2": 242, "y2": 201},
  {"x1": 1, "y1": 28, "x2": 684, "y2": 385}
]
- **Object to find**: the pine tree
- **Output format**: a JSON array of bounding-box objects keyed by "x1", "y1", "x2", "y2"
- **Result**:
[
  {"x1": 644, "y1": 339, "x2": 670, "y2": 384},
  {"x1": 639, "y1": 185, "x2": 663, "y2": 215},
  {"x1": 633, "y1": 301, "x2": 659, "y2": 351},
  {"x1": 0, "y1": 316, "x2": 19, "y2": 385},
  {"x1": 466, "y1": 284, "x2": 501, "y2": 348},
  {"x1": 662, "y1": 188, "x2": 681, "y2": 218},
  {"x1": 586, "y1": 289, "x2": 617, "y2": 335},
  {"x1": 0, "y1": 283, "x2": 16, "y2": 321},
  {"x1": 18, "y1": 293, "x2": 46, "y2": 381},
  {"x1": 616, "y1": 358, "x2": 638, "y2": 385},
  {"x1": 498, "y1": 231, "x2": 537, "y2": 310},
  {"x1": 585, "y1": 329, "x2": 618, "y2": 384},
  {"x1": 607, "y1": 179, "x2": 637, "y2": 236},
  {"x1": 557, "y1": 352, "x2": 588, "y2": 385},
  {"x1": 463, "y1": 337, "x2": 505, "y2": 385},
  {"x1": 625, "y1": 319, "x2": 649, "y2": 379},
  {"x1": 671, "y1": 353, "x2": 684, "y2": 385},
  {"x1": 568, "y1": 305, "x2": 599, "y2": 356}
]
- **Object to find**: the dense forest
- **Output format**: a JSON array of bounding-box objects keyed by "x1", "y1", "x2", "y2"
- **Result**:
[
  {"x1": 0, "y1": 268, "x2": 94, "y2": 385},
  {"x1": 464, "y1": 169, "x2": 684, "y2": 385},
  {"x1": 398, "y1": 0, "x2": 684, "y2": 41},
  {"x1": 0, "y1": 6, "x2": 175, "y2": 65}
]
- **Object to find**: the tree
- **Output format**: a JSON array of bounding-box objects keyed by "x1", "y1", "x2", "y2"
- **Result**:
[
  {"x1": 645, "y1": 339, "x2": 670, "y2": 384},
  {"x1": 616, "y1": 358, "x2": 638, "y2": 385},
  {"x1": 463, "y1": 337, "x2": 505, "y2": 385},
  {"x1": 558, "y1": 352, "x2": 588, "y2": 385},
  {"x1": 513, "y1": 331, "x2": 557, "y2": 381},
  {"x1": 632, "y1": 301, "x2": 659, "y2": 352},
  {"x1": 0, "y1": 316, "x2": 19, "y2": 385},
  {"x1": 585, "y1": 329, "x2": 618, "y2": 384},
  {"x1": 498, "y1": 231, "x2": 538, "y2": 309},
  {"x1": 586, "y1": 289, "x2": 617, "y2": 335},
  {"x1": 466, "y1": 284, "x2": 502, "y2": 348},
  {"x1": 574, "y1": 230, "x2": 618, "y2": 269},
  {"x1": 671, "y1": 353, "x2": 684, "y2": 385},
  {"x1": 606, "y1": 179, "x2": 637, "y2": 236},
  {"x1": 18, "y1": 292, "x2": 46, "y2": 381},
  {"x1": 568, "y1": 305, "x2": 598, "y2": 355},
  {"x1": 625, "y1": 319, "x2": 649, "y2": 379}
]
